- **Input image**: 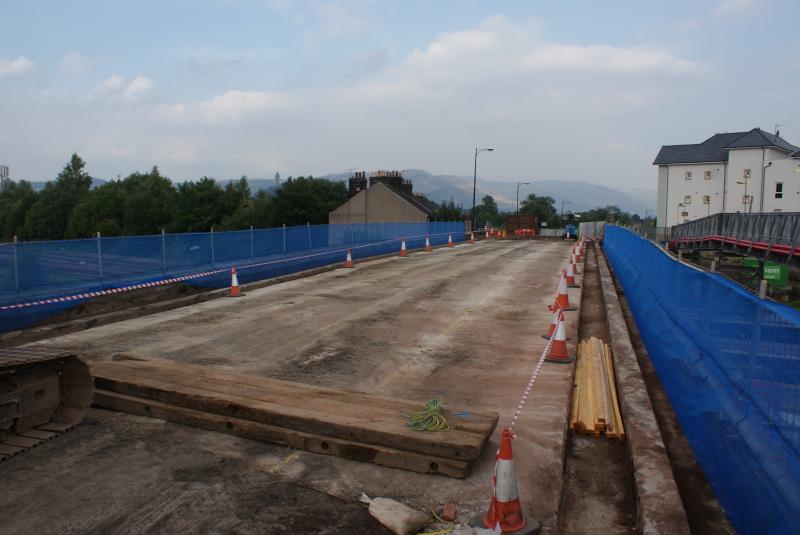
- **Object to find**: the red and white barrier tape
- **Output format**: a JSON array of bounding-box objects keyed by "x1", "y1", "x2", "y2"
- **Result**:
[
  {"x1": 1, "y1": 229, "x2": 476, "y2": 312},
  {"x1": 509, "y1": 330, "x2": 555, "y2": 431}
]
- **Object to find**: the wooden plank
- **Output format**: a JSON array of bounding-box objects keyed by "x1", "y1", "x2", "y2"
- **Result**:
[
  {"x1": 91, "y1": 359, "x2": 496, "y2": 461},
  {"x1": 94, "y1": 389, "x2": 472, "y2": 478},
  {"x1": 107, "y1": 355, "x2": 498, "y2": 434},
  {"x1": 37, "y1": 422, "x2": 72, "y2": 433},
  {"x1": 3, "y1": 436, "x2": 42, "y2": 448},
  {"x1": 0, "y1": 444, "x2": 25, "y2": 456},
  {"x1": 20, "y1": 429, "x2": 58, "y2": 440},
  {"x1": 605, "y1": 344, "x2": 625, "y2": 442}
]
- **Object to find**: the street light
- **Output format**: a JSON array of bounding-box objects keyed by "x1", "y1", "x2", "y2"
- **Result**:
[
  {"x1": 516, "y1": 181, "x2": 530, "y2": 215},
  {"x1": 472, "y1": 147, "x2": 494, "y2": 230}
]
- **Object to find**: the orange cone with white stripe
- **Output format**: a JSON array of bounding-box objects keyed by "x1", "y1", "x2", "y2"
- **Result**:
[
  {"x1": 230, "y1": 267, "x2": 241, "y2": 297},
  {"x1": 571, "y1": 254, "x2": 580, "y2": 275},
  {"x1": 469, "y1": 232, "x2": 476, "y2": 244},
  {"x1": 546, "y1": 317, "x2": 573, "y2": 363},
  {"x1": 425, "y1": 237, "x2": 432, "y2": 252},
  {"x1": 448, "y1": 234, "x2": 454, "y2": 247},
  {"x1": 543, "y1": 308, "x2": 570, "y2": 340},
  {"x1": 482, "y1": 429, "x2": 527, "y2": 532},
  {"x1": 344, "y1": 249, "x2": 354, "y2": 268},
  {"x1": 485, "y1": 229, "x2": 490, "y2": 239},
  {"x1": 573, "y1": 244, "x2": 582, "y2": 263},
  {"x1": 564, "y1": 264, "x2": 578, "y2": 287},
  {"x1": 550, "y1": 274, "x2": 576, "y2": 311},
  {"x1": 400, "y1": 240, "x2": 407, "y2": 257}
]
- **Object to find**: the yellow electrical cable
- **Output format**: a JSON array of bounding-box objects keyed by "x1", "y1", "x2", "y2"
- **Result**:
[{"x1": 406, "y1": 398, "x2": 449, "y2": 431}]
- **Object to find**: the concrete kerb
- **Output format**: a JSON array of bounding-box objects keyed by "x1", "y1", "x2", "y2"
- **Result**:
[
  {"x1": 0, "y1": 239, "x2": 476, "y2": 348},
  {"x1": 595, "y1": 243, "x2": 690, "y2": 535}
]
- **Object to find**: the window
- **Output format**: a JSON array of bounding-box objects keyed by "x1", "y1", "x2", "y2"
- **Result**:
[
  {"x1": 704, "y1": 170, "x2": 712, "y2": 180},
  {"x1": 743, "y1": 168, "x2": 751, "y2": 179},
  {"x1": 775, "y1": 182, "x2": 783, "y2": 199},
  {"x1": 685, "y1": 171, "x2": 692, "y2": 180},
  {"x1": 742, "y1": 194, "x2": 751, "y2": 205},
  {"x1": 684, "y1": 195, "x2": 692, "y2": 204},
  {"x1": 703, "y1": 195, "x2": 710, "y2": 205}
]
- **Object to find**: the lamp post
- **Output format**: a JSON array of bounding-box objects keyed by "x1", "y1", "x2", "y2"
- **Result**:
[
  {"x1": 471, "y1": 147, "x2": 494, "y2": 231},
  {"x1": 516, "y1": 181, "x2": 530, "y2": 215}
]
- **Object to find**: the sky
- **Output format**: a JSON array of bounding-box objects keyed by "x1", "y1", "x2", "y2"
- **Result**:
[{"x1": 1, "y1": 0, "x2": 799, "y2": 191}]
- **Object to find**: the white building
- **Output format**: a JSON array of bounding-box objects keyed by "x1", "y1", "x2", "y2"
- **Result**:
[{"x1": 654, "y1": 128, "x2": 800, "y2": 227}]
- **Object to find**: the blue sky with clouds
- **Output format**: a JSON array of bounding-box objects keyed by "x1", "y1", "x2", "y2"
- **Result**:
[{"x1": 1, "y1": 0, "x2": 798, "y2": 190}]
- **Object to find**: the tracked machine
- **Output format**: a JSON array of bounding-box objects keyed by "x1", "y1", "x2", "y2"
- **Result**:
[{"x1": 0, "y1": 347, "x2": 93, "y2": 461}]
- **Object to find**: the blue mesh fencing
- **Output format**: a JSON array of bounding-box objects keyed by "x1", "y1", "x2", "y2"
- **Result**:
[
  {"x1": 0, "y1": 221, "x2": 465, "y2": 333},
  {"x1": 603, "y1": 225, "x2": 800, "y2": 535}
]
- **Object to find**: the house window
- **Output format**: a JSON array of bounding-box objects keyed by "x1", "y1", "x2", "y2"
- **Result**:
[
  {"x1": 685, "y1": 171, "x2": 692, "y2": 180},
  {"x1": 775, "y1": 182, "x2": 783, "y2": 199},
  {"x1": 743, "y1": 168, "x2": 751, "y2": 179},
  {"x1": 683, "y1": 195, "x2": 692, "y2": 204},
  {"x1": 704, "y1": 170, "x2": 712, "y2": 180},
  {"x1": 703, "y1": 195, "x2": 710, "y2": 205}
]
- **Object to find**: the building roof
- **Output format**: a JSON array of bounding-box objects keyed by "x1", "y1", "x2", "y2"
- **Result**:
[
  {"x1": 653, "y1": 128, "x2": 800, "y2": 165},
  {"x1": 382, "y1": 182, "x2": 434, "y2": 216}
]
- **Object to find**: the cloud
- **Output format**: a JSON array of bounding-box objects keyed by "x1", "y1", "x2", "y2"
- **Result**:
[
  {"x1": 60, "y1": 52, "x2": 91, "y2": 75},
  {"x1": 123, "y1": 76, "x2": 154, "y2": 98},
  {"x1": 714, "y1": 0, "x2": 760, "y2": 17},
  {"x1": 0, "y1": 56, "x2": 34, "y2": 76},
  {"x1": 88, "y1": 75, "x2": 125, "y2": 98}
]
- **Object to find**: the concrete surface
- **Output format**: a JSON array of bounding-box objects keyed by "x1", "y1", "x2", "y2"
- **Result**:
[
  {"x1": 0, "y1": 240, "x2": 580, "y2": 534},
  {"x1": 596, "y1": 244, "x2": 690, "y2": 534}
]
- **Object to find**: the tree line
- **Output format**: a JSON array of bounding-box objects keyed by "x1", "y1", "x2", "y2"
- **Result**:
[{"x1": 0, "y1": 154, "x2": 352, "y2": 242}]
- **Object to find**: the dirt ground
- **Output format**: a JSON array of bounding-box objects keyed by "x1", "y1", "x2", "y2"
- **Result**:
[{"x1": 0, "y1": 240, "x2": 581, "y2": 534}]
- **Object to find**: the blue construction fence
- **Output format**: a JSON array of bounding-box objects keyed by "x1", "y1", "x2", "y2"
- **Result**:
[
  {"x1": 0, "y1": 221, "x2": 467, "y2": 334},
  {"x1": 603, "y1": 225, "x2": 800, "y2": 535}
]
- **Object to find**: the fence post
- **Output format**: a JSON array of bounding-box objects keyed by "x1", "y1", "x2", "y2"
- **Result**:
[
  {"x1": 13, "y1": 234, "x2": 20, "y2": 300},
  {"x1": 368, "y1": 221, "x2": 371, "y2": 242},
  {"x1": 307, "y1": 222, "x2": 312, "y2": 249},
  {"x1": 283, "y1": 224, "x2": 286, "y2": 254},
  {"x1": 250, "y1": 225, "x2": 255, "y2": 259},
  {"x1": 210, "y1": 226, "x2": 215, "y2": 267},
  {"x1": 96, "y1": 231, "x2": 105, "y2": 285},
  {"x1": 161, "y1": 229, "x2": 167, "y2": 275}
]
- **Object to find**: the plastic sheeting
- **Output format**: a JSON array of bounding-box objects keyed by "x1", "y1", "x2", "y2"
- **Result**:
[
  {"x1": 0, "y1": 221, "x2": 465, "y2": 333},
  {"x1": 604, "y1": 225, "x2": 800, "y2": 535}
]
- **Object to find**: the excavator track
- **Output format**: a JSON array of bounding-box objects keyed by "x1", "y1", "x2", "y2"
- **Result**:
[{"x1": 0, "y1": 347, "x2": 93, "y2": 461}]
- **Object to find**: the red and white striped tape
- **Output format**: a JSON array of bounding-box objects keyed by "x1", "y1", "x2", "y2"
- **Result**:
[{"x1": 1, "y1": 229, "x2": 477, "y2": 312}]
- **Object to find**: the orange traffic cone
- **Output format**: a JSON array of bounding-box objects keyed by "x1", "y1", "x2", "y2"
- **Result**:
[
  {"x1": 546, "y1": 317, "x2": 573, "y2": 363},
  {"x1": 550, "y1": 275, "x2": 577, "y2": 311},
  {"x1": 485, "y1": 229, "x2": 490, "y2": 239},
  {"x1": 479, "y1": 429, "x2": 532, "y2": 533},
  {"x1": 565, "y1": 264, "x2": 580, "y2": 288},
  {"x1": 344, "y1": 249, "x2": 354, "y2": 268},
  {"x1": 571, "y1": 254, "x2": 580, "y2": 275},
  {"x1": 425, "y1": 237, "x2": 432, "y2": 252},
  {"x1": 543, "y1": 308, "x2": 570, "y2": 340},
  {"x1": 573, "y1": 244, "x2": 581, "y2": 263},
  {"x1": 400, "y1": 240, "x2": 407, "y2": 257},
  {"x1": 230, "y1": 267, "x2": 241, "y2": 297},
  {"x1": 469, "y1": 232, "x2": 476, "y2": 244},
  {"x1": 448, "y1": 234, "x2": 454, "y2": 248}
]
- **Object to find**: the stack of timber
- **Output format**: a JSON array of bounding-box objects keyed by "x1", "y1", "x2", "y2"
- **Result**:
[
  {"x1": 570, "y1": 337, "x2": 625, "y2": 441},
  {"x1": 90, "y1": 355, "x2": 498, "y2": 478}
]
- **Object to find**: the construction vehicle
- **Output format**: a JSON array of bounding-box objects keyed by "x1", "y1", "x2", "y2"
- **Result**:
[{"x1": 0, "y1": 347, "x2": 93, "y2": 461}]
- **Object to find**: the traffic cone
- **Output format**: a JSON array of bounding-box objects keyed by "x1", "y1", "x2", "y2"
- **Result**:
[
  {"x1": 546, "y1": 318, "x2": 573, "y2": 363},
  {"x1": 565, "y1": 264, "x2": 579, "y2": 288},
  {"x1": 571, "y1": 254, "x2": 580, "y2": 275},
  {"x1": 400, "y1": 240, "x2": 407, "y2": 257},
  {"x1": 469, "y1": 232, "x2": 476, "y2": 244},
  {"x1": 344, "y1": 249, "x2": 354, "y2": 268},
  {"x1": 481, "y1": 429, "x2": 528, "y2": 533},
  {"x1": 543, "y1": 308, "x2": 570, "y2": 340},
  {"x1": 448, "y1": 234, "x2": 454, "y2": 248},
  {"x1": 573, "y1": 244, "x2": 582, "y2": 263},
  {"x1": 486, "y1": 229, "x2": 490, "y2": 239},
  {"x1": 550, "y1": 275, "x2": 577, "y2": 311},
  {"x1": 229, "y1": 267, "x2": 241, "y2": 297},
  {"x1": 425, "y1": 237, "x2": 432, "y2": 252}
]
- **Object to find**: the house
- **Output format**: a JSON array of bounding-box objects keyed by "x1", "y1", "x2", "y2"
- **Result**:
[
  {"x1": 328, "y1": 170, "x2": 438, "y2": 224},
  {"x1": 653, "y1": 128, "x2": 800, "y2": 227}
]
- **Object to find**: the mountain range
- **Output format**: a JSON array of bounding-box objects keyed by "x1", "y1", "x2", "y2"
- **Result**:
[{"x1": 27, "y1": 170, "x2": 655, "y2": 216}]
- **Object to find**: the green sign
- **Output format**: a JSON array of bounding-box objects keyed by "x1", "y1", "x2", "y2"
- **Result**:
[
  {"x1": 763, "y1": 261, "x2": 789, "y2": 287},
  {"x1": 743, "y1": 257, "x2": 759, "y2": 268}
]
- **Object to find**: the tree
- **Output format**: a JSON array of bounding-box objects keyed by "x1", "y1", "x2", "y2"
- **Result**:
[
  {"x1": 271, "y1": 176, "x2": 347, "y2": 226},
  {"x1": 66, "y1": 180, "x2": 125, "y2": 238},
  {"x1": 218, "y1": 189, "x2": 274, "y2": 230},
  {"x1": 474, "y1": 195, "x2": 504, "y2": 228},
  {"x1": 431, "y1": 199, "x2": 463, "y2": 221},
  {"x1": 519, "y1": 194, "x2": 558, "y2": 227},
  {"x1": 0, "y1": 180, "x2": 37, "y2": 241},
  {"x1": 172, "y1": 177, "x2": 226, "y2": 232},
  {"x1": 121, "y1": 167, "x2": 176, "y2": 235},
  {"x1": 23, "y1": 154, "x2": 92, "y2": 240}
]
